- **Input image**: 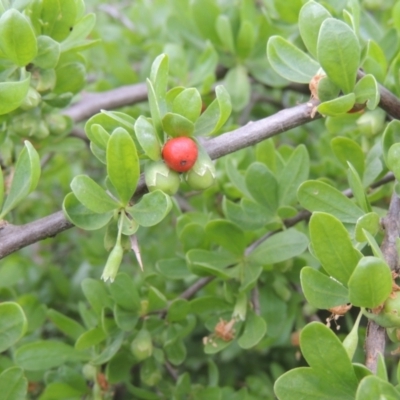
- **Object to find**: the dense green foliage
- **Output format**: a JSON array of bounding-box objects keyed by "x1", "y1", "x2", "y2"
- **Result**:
[{"x1": 1, "y1": 0, "x2": 400, "y2": 399}]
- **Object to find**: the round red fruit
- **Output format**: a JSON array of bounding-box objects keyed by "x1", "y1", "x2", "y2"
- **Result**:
[{"x1": 162, "y1": 137, "x2": 198, "y2": 173}]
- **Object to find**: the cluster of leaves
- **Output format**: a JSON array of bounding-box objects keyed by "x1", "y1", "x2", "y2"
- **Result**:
[{"x1": 1, "y1": 0, "x2": 400, "y2": 399}]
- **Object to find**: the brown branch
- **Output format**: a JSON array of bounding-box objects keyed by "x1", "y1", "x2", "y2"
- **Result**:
[
  {"x1": 63, "y1": 83, "x2": 148, "y2": 123},
  {"x1": 0, "y1": 101, "x2": 320, "y2": 259},
  {"x1": 179, "y1": 276, "x2": 215, "y2": 300},
  {"x1": 365, "y1": 193, "x2": 400, "y2": 373}
]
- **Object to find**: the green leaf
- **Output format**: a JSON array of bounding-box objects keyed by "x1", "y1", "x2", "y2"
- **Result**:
[
  {"x1": 236, "y1": 19, "x2": 255, "y2": 59},
  {"x1": 301, "y1": 267, "x2": 349, "y2": 309},
  {"x1": 108, "y1": 273, "x2": 140, "y2": 312},
  {"x1": 60, "y1": 13, "x2": 96, "y2": 53},
  {"x1": 348, "y1": 256, "x2": 392, "y2": 308},
  {"x1": 224, "y1": 65, "x2": 250, "y2": 112},
  {"x1": 362, "y1": 40, "x2": 387, "y2": 84},
  {"x1": 0, "y1": 302, "x2": 27, "y2": 352},
  {"x1": 41, "y1": 0, "x2": 78, "y2": 41},
  {"x1": 347, "y1": 162, "x2": 371, "y2": 213},
  {"x1": 205, "y1": 220, "x2": 246, "y2": 256},
  {"x1": 147, "y1": 286, "x2": 167, "y2": 312},
  {"x1": 172, "y1": 88, "x2": 202, "y2": 123},
  {"x1": 107, "y1": 128, "x2": 139, "y2": 205},
  {"x1": 186, "y1": 249, "x2": 238, "y2": 279},
  {"x1": 342, "y1": 311, "x2": 362, "y2": 360},
  {"x1": 317, "y1": 18, "x2": 360, "y2": 94},
  {"x1": 245, "y1": 162, "x2": 278, "y2": 214},
  {"x1": 0, "y1": 367, "x2": 27, "y2": 400},
  {"x1": 62, "y1": 192, "x2": 113, "y2": 230},
  {"x1": 297, "y1": 180, "x2": 364, "y2": 223},
  {"x1": 355, "y1": 212, "x2": 380, "y2": 242},
  {"x1": 129, "y1": 190, "x2": 172, "y2": 227},
  {"x1": 149, "y1": 53, "x2": 169, "y2": 115},
  {"x1": 237, "y1": 312, "x2": 267, "y2": 349},
  {"x1": 191, "y1": 0, "x2": 221, "y2": 46},
  {"x1": 0, "y1": 141, "x2": 41, "y2": 218},
  {"x1": 301, "y1": 322, "x2": 358, "y2": 395},
  {"x1": 354, "y1": 74, "x2": 380, "y2": 110},
  {"x1": 34, "y1": 35, "x2": 60, "y2": 69},
  {"x1": 298, "y1": 1, "x2": 331, "y2": 58},
  {"x1": 70, "y1": 175, "x2": 120, "y2": 214},
  {"x1": 156, "y1": 258, "x2": 192, "y2": 280},
  {"x1": 382, "y1": 120, "x2": 400, "y2": 165},
  {"x1": 309, "y1": 212, "x2": 362, "y2": 285},
  {"x1": 216, "y1": 15, "x2": 235, "y2": 54},
  {"x1": 194, "y1": 85, "x2": 231, "y2": 136},
  {"x1": 47, "y1": 309, "x2": 85, "y2": 341},
  {"x1": 275, "y1": 367, "x2": 343, "y2": 400},
  {"x1": 91, "y1": 332, "x2": 124, "y2": 366},
  {"x1": 81, "y1": 278, "x2": 113, "y2": 315},
  {"x1": 267, "y1": 36, "x2": 320, "y2": 83},
  {"x1": 134, "y1": 116, "x2": 161, "y2": 161},
  {"x1": 162, "y1": 113, "x2": 194, "y2": 137},
  {"x1": 146, "y1": 79, "x2": 163, "y2": 142},
  {"x1": 15, "y1": 341, "x2": 79, "y2": 371},
  {"x1": 278, "y1": 145, "x2": 310, "y2": 206},
  {"x1": 0, "y1": 9, "x2": 37, "y2": 66},
  {"x1": 75, "y1": 327, "x2": 107, "y2": 351},
  {"x1": 0, "y1": 75, "x2": 30, "y2": 115},
  {"x1": 38, "y1": 382, "x2": 85, "y2": 400},
  {"x1": 355, "y1": 376, "x2": 400, "y2": 400},
  {"x1": 331, "y1": 136, "x2": 365, "y2": 177},
  {"x1": 54, "y1": 62, "x2": 86, "y2": 95},
  {"x1": 167, "y1": 299, "x2": 191, "y2": 322},
  {"x1": 248, "y1": 229, "x2": 309, "y2": 266},
  {"x1": 227, "y1": 198, "x2": 273, "y2": 230},
  {"x1": 362, "y1": 230, "x2": 385, "y2": 260},
  {"x1": 317, "y1": 93, "x2": 355, "y2": 116},
  {"x1": 316, "y1": 76, "x2": 340, "y2": 102}
]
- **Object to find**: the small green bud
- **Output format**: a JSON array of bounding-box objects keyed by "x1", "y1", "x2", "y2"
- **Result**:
[
  {"x1": 130, "y1": 328, "x2": 153, "y2": 361},
  {"x1": 20, "y1": 87, "x2": 41, "y2": 110},
  {"x1": 140, "y1": 357, "x2": 161, "y2": 386},
  {"x1": 184, "y1": 145, "x2": 215, "y2": 190},
  {"x1": 145, "y1": 161, "x2": 180, "y2": 195},
  {"x1": 101, "y1": 242, "x2": 124, "y2": 283}
]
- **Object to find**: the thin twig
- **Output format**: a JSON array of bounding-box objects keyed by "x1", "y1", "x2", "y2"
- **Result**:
[
  {"x1": 180, "y1": 277, "x2": 215, "y2": 300},
  {"x1": 164, "y1": 360, "x2": 178, "y2": 382}
]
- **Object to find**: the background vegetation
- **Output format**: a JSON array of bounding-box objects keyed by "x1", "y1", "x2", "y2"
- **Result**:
[{"x1": 1, "y1": 0, "x2": 400, "y2": 399}]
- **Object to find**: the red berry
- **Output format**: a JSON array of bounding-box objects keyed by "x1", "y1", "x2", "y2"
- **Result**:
[{"x1": 162, "y1": 137, "x2": 198, "y2": 172}]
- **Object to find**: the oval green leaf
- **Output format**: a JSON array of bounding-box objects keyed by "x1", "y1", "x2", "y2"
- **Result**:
[
  {"x1": 348, "y1": 256, "x2": 392, "y2": 308},
  {"x1": 0, "y1": 9, "x2": 37, "y2": 66},
  {"x1": 237, "y1": 312, "x2": 267, "y2": 349},
  {"x1": 301, "y1": 267, "x2": 349, "y2": 309},
  {"x1": 128, "y1": 190, "x2": 172, "y2": 227},
  {"x1": 134, "y1": 116, "x2": 161, "y2": 161},
  {"x1": 0, "y1": 302, "x2": 27, "y2": 352},
  {"x1": 15, "y1": 341, "x2": 78, "y2": 371},
  {"x1": 0, "y1": 75, "x2": 31, "y2": 115},
  {"x1": 0, "y1": 141, "x2": 41, "y2": 219},
  {"x1": 70, "y1": 175, "x2": 120, "y2": 214},
  {"x1": 309, "y1": 212, "x2": 362, "y2": 285},
  {"x1": 298, "y1": 180, "x2": 364, "y2": 223},
  {"x1": 107, "y1": 127, "x2": 139, "y2": 205},
  {"x1": 317, "y1": 18, "x2": 360, "y2": 94},
  {"x1": 317, "y1": 93, "x2": 356, "y2": 116},
  {"x1": 0, "y1": 367, "x2": 27, "y2": 400},
  {"x1": 62, "y1": 192, "x2": 113, "y2": 230},
  {"x1": 194, "y1": 85, "x2": 232, "y2": 136},
  {"x1": 248, "y1": 228, "x2": 309, "y2": 266},
  {"x1": 267, "y1": 35, "x2": 320, "y2": 83}
]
